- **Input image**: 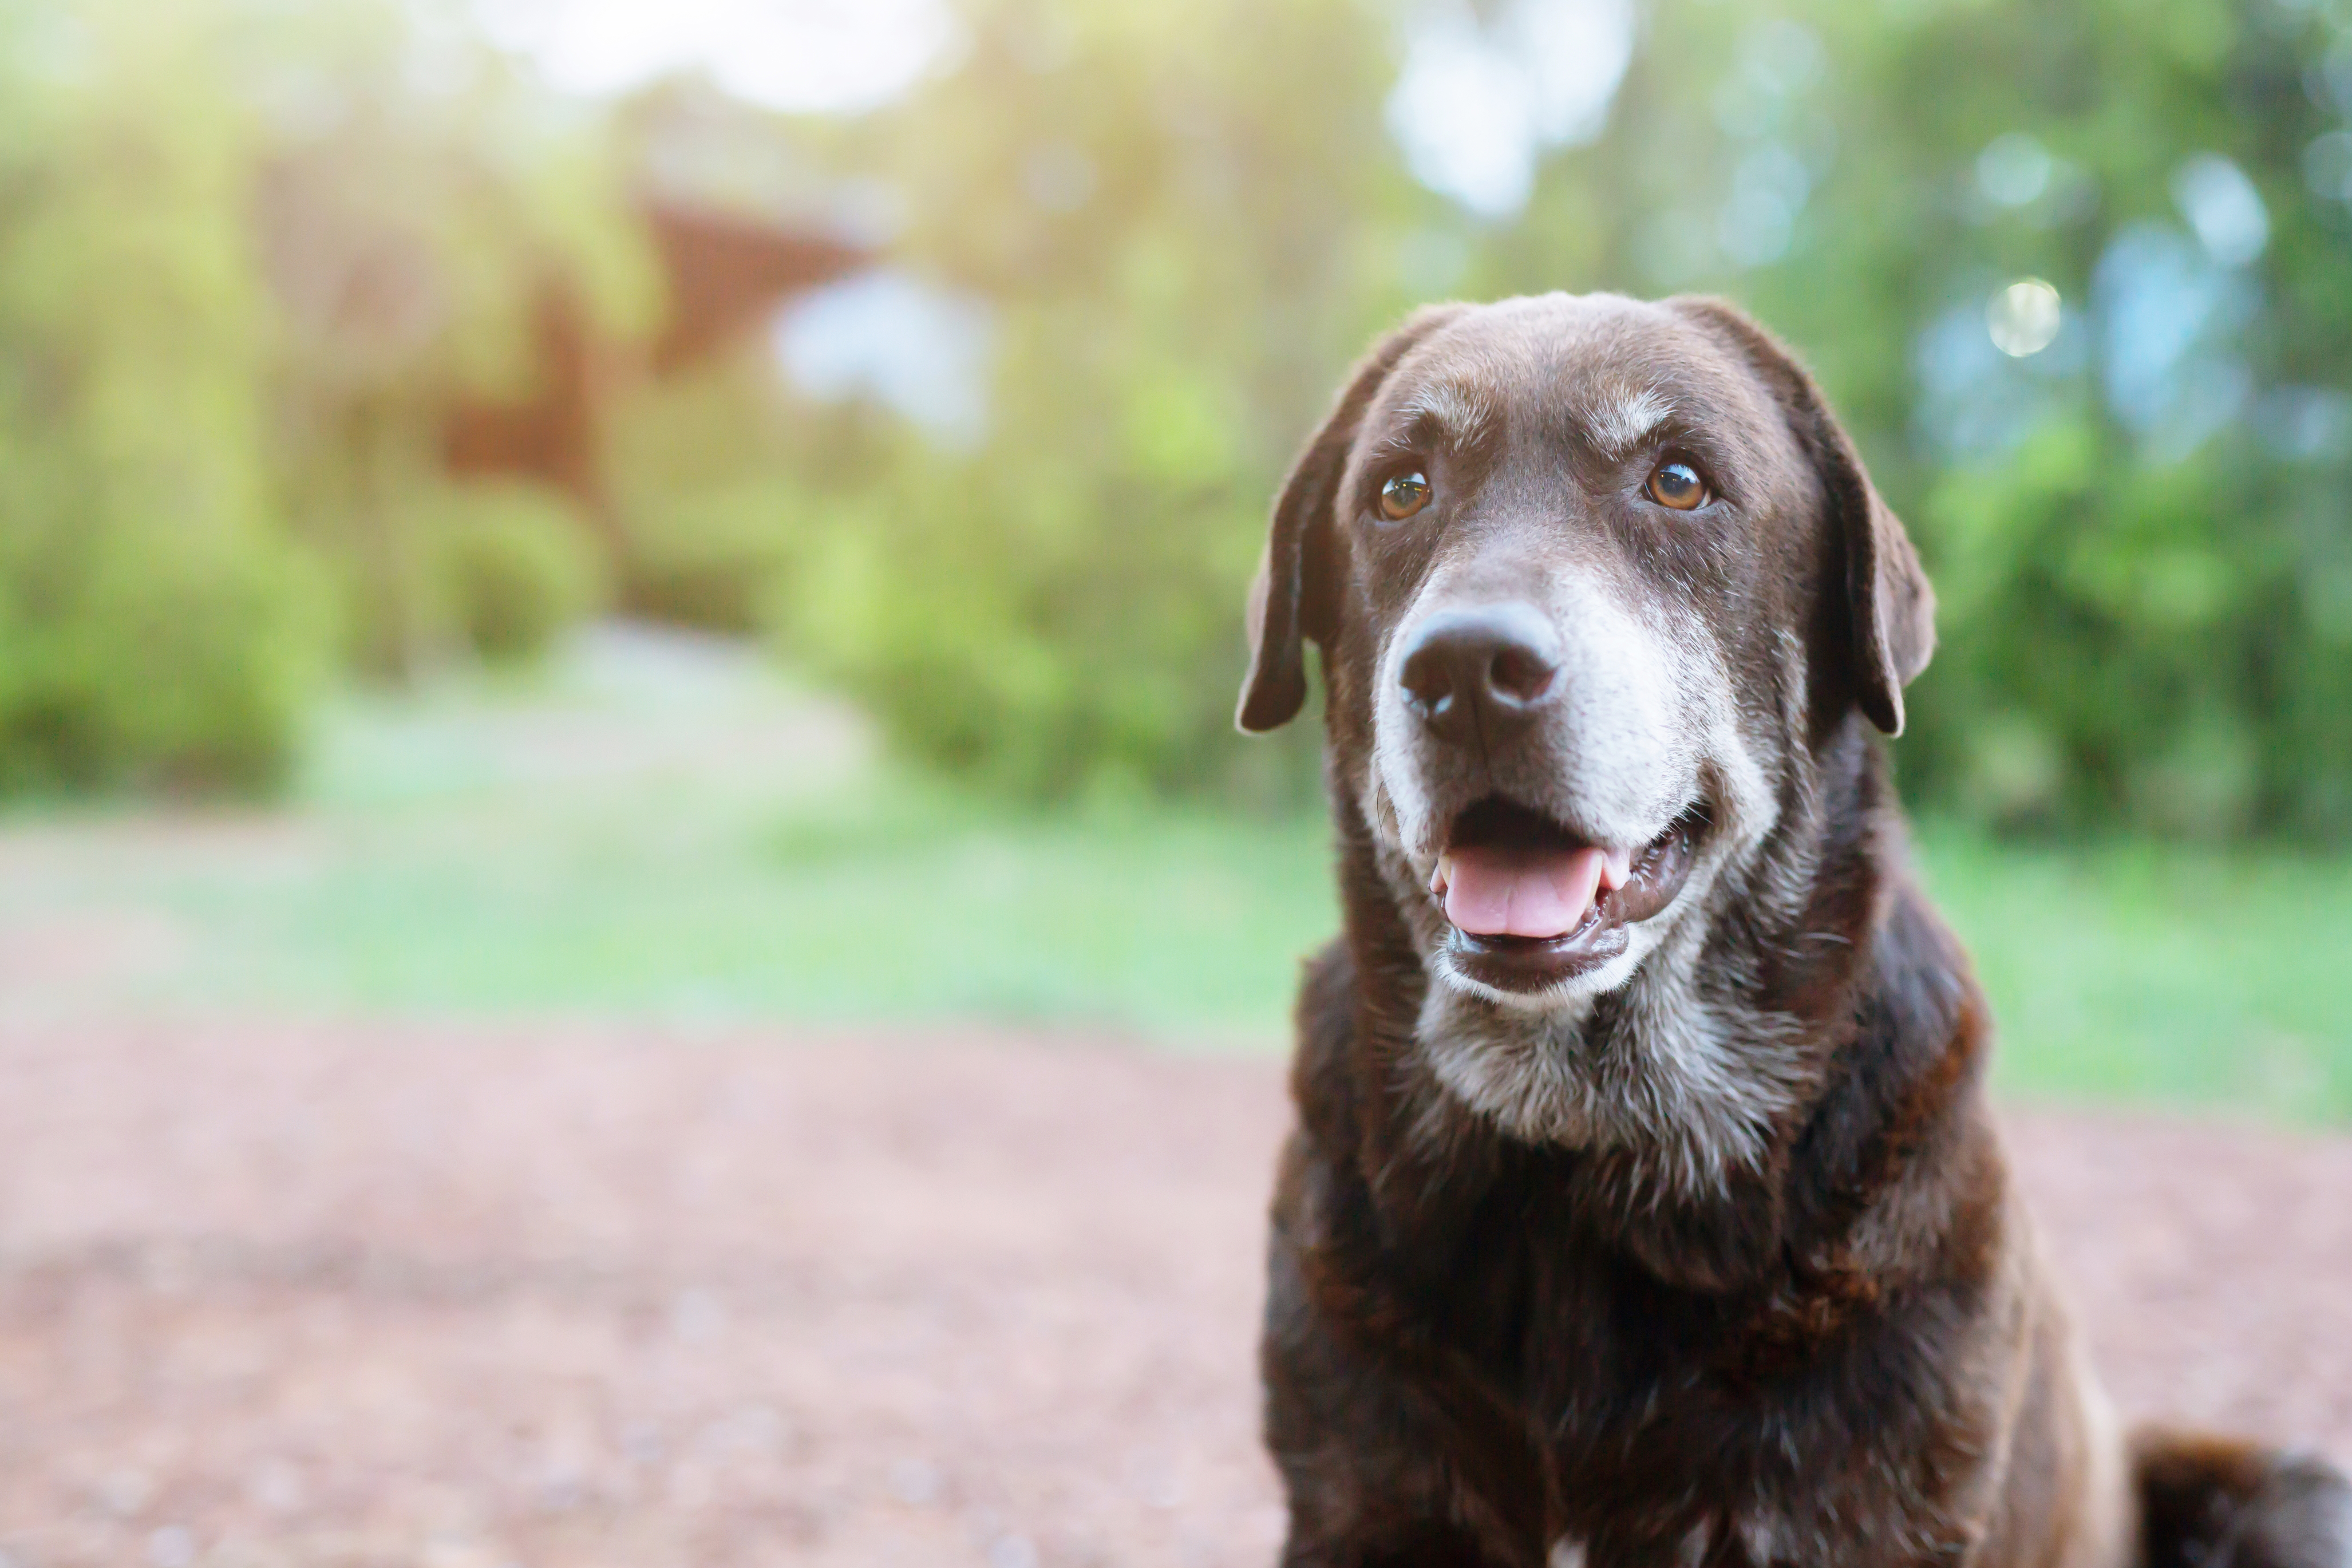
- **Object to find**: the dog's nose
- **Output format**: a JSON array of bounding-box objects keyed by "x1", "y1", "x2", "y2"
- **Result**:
[{"x1": 1397, "y1": 603, "x2": 1564, "y2": 746}]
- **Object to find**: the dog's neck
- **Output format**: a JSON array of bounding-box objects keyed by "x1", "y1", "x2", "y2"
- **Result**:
[{"x1": 1328, "y1": 714, "x2": 1982, "y2": 1295}]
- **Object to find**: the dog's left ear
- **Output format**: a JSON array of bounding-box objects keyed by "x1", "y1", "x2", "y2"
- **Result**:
[
  {"x1": 1236, "y1": 304, "x2": 1468, "y2": 734},
  {"x1": 1669, "y1": 297, "x2": 1936, "y2": 736}
]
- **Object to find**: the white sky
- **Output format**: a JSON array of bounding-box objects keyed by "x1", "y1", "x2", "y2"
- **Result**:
[
  {"x1": 469, "y1": 0, "x2": 960, "y2": 115},
  {"x1": 468, "y1": 0, "x2": 1632, "y2": 218},
  {"x1": 1387, "y1": 0, "x2": 1637, "y2": 218}
]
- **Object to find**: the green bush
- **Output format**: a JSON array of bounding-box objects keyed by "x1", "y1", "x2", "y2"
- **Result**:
[
  {"x1": 619, "y1": 480, "x2": 804, "y2": 635},
  {"x1": 759, "y1": 0, "x2": 1399, "y2": 805},
  {"x1": 1898, "y1": 420, "x2": 2352, "y2": 838},
  {"x1": 601, "y1": 354, "x2": 838, "y2": 634},
  {"x1": 778, "y1": 431, "x2": 1292, "y2": 803},
  {"x1": 431, "y1": 483, "x2": 606, "y2": 666},
  {"x1": 0, "y1": 0, "x2": 329, "y2": 797},
  {"x1": 0, "y1": 534, "x2": 328, "y2": 796},
  {"x1": 1657, "y1": 0, "x2": 2352, "y2": 839}
]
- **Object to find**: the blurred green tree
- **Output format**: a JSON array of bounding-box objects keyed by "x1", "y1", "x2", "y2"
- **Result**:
[
  {"x1": 765, "y1": 0, "x2": 1447, "y2": 802},
  {"x1": 0, "y1": 0, "x2": 652, "y2": 795},
  {"x1": 4, "y1": 0, "x2": 2348, "y2": 835},
  {"x1": 1520, "y1": 0, "x2": 2352, "y2": 837},
  {"x1": 0, "y1": 0, "x2": 323, "y2": 793},
  {"x1": 245, "y1": 0, "x2": 653, "y2": 678},
  {"x1": 780, "y1": 0, "x2": 2352, "y2": 835}
]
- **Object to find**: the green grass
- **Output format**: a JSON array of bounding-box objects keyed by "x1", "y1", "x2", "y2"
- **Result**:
[
  {"x1": 173, "y1": 782, "x2": 1337, "y2": 1041},
  {"x1": 1913, "y1": 825, "x2": 2352, "y2": 1120},
  {"x1": 0, "y1": 630, "x2": 1340, "y2": 1043},
  {"x1": 2, "y1": 627, "x2": 2346, "y2": 1117}
]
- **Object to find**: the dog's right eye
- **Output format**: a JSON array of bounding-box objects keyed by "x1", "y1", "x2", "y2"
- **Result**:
[
  {"x1": 1644, "y1": 460, "x2": 1710, "y2": 511},
  {"x1": 1378, "y1": 470, "x2": 1434, "y2": 521}
]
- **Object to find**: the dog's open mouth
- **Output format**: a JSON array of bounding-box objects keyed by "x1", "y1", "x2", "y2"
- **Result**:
[{"x1": 1431, "y1": 796, "x2": 1703, "y2": 991}]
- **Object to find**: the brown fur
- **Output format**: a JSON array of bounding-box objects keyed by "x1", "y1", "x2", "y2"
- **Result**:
[{"x1": 1239, "y1": 295, "x2": 2350, "y2": 1568}]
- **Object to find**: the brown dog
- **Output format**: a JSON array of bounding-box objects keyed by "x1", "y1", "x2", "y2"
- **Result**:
[{"x1": 1237, "y1": 294, "x2": 2350, "y2": 1568}]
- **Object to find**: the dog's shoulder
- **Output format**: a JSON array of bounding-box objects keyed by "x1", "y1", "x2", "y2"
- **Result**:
[
  {"x1": 1287, "y1": 936, "x2": 1365, "y2": 1157},
  {"x1": 1276, "y1": 935, "x2": 1527, "y2": 1319},
  {"x1": 1784, "y1": 863, "x2": 2000, "y2": 1255}
]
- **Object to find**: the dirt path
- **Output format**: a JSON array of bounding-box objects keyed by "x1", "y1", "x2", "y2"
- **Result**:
[{"x1": 1, "y1": 1023, "x2": 2346, "y2": 1568}]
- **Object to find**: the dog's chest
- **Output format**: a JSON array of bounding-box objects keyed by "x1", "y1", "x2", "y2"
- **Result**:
[
  {"x1": 1546, "y1": 1511, "x2": 1793, "y2": 1568},
  {"x1": 1423, "y1": 1220, "x2": 1932, "y2": 1568}
]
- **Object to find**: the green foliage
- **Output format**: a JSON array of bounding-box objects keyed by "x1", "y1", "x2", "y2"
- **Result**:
[
  {"x1": 621, "y1": 481, "x2": 804, "y2": 635},
  {"x1": 4, "y1": 0, "x2": 2349, "y2": 834},
  {"x1": 1510, "y1": 0, "x2": 2352, "y2": 837},
  {"x1": 431, "y1": 482, "x2": 605, "y2": 665},
  {"x1": 776, "y1": 0, "x2": 2352, "y2": 835},
  {"x1": 249, "y1": 0, "x2": 656, "y2": 681},
  {"x1": 0, "y1": 0, "x2": 327, "y2": 794},
  {"x1": 603, "y1": 354, "x2": 826, "y2": 633},
  {"x1": 760, "y1": 0, "x2": 1423, "y2": 800},
  {"x1": 0, "y1": 0, "x2": 652, "y2": 794}
]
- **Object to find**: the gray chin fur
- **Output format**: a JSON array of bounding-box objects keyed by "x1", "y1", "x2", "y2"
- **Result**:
[{"x1": 1404, "y1": 748, "x2": 1802, "y2": 1202}]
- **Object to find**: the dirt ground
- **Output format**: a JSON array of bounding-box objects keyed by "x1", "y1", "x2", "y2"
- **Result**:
[{"x1": 2, "y1": 1022, "x2": 2348, "y2": 1568}]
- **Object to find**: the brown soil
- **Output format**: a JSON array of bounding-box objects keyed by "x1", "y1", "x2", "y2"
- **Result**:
[{"x1": 1, "y1": 1022, "x2": 2346, "y2": 1568}]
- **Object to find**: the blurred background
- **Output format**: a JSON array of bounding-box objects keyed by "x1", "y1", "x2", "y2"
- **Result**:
[{"x1": 1, "y1": 0, "x2": 2349, "y2": 1564}]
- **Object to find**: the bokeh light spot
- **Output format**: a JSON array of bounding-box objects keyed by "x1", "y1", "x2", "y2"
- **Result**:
[
  {"x1": 2172, "y1": 154, "x2": 2269, "y2": 268},
  {"x1": 1988, "y1": 278, "x2": 2062, "y2": 357},
  {"x1": 1976, "y1": 132, "x2": 2053, "y2": 207}
]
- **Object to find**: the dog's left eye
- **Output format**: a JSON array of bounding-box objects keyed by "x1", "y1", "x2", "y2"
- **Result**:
[
  {"x1": 1645, "y1": 461, "x2": 1710, "y2": 511},
  {"x1": 1379, "y1": 470, "x2": 1434, "y2": 521}
]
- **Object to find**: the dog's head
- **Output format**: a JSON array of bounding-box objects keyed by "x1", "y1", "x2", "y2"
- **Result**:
[{"x1": 1239, "y1": 293, "x2": 1933, "y2": 1024}]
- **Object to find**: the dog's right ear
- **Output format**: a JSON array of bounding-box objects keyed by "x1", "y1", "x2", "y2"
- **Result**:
[
  {"x1": 1668, "y1": 296, "x2": 1936, "y2": 737},
  {"x1": 1236, "y1": 305, "x2": 1467, "y2": 734}
]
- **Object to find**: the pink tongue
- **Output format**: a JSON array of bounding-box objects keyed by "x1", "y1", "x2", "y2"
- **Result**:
[{"x1": 1443, "y1": 844, "x2": 1609, "y2": 940}]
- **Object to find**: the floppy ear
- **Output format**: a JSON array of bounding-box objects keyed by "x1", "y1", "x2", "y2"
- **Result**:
[
  {"x1": 1668, "y1": 297, "x2": 1935, "y2": 737},
  {"x1": 1236, "y1": 304, "x2": 1469, "y2": 734}
]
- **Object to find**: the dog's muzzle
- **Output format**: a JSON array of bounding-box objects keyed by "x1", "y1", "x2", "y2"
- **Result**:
[{"x1": 1396, "y1": 598, "x2": 1706, "y2": 993}]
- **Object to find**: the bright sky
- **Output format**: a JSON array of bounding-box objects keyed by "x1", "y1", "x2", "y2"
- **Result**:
[
  {"x1": 1387, "y1": 0, "x2": 1637, "y2": 218},
  {"x1": 469, "y1": 0, "x2": 960, "y2": 115},
  {"x1": 469, "y1": 0, "x2": 1634, "y2": 219}
]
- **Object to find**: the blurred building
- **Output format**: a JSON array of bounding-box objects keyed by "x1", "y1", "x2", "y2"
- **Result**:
[{"x1": 440, "y1": 200, "x2": 868, "y2": 519}]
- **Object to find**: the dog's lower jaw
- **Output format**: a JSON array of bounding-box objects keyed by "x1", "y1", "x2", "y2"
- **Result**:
[
  {"x1": 1429, "y1": 935, "x2": 1646, "y2": 1014},
  {"x1": 1372, "y1": 793, "x2": 1710, "y2": 1014},
  {"x1": 1415, "y1": 912, "x2": 1813, "y2": 1206},
  {"x1": 1372, "y1": 794, "x2": 1803, "y2": 1203}
]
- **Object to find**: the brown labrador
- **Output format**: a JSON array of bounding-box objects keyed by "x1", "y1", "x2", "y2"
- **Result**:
[{"x1": 1236, "y1": 294, "x2": 2350, "y2": 1568}]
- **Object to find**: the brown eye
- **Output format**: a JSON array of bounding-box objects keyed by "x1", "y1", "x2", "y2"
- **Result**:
[
  {"x1": 1378, "y1": 470, "x2": 1433, "y2": 521},
  {"x1": 1645, "y1": 461, "x2": 1709, "y2": 511}
]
